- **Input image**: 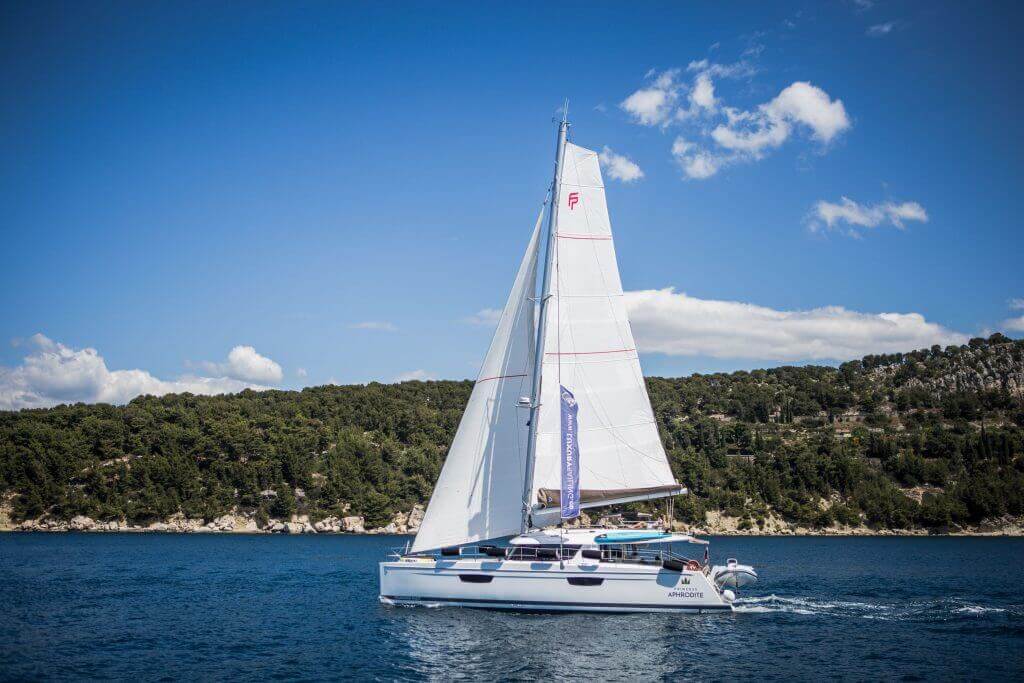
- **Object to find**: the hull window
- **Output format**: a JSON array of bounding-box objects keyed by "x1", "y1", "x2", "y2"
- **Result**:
[
  {"x1": 567, "y1": 577, "x2": 604, "y2": 586},
  {"x1": 458, "y1": 575, "x2": 494, "y2": 583}
]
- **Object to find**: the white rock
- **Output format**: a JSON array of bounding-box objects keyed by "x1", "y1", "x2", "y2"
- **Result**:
[
  {"x1": 342, "y1": 516, "x2": 365, "y2": 533},
  {"x1": 213, "y1": 514, "x2": 236, "y2": 531},
  {"x1": 69, "y1": 515, "x2": 95, "y2": 531},
  {"x1": 284, "y1": 522, "x2": 304, "y2": 534},
  {"x1": 406, "y1": 505, "x2": 425, "y2": 531}
]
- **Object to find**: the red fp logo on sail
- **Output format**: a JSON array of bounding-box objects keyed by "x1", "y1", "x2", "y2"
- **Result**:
[{"x1": 567, "y1": 192, "x2": 580, "y2": 210}]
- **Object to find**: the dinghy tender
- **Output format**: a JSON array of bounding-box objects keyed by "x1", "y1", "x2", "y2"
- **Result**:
[
  {"x1": 379, "y1": 108, "x2": 757, "y2": 613},
  {"x1": 711, "y1": 559, "x2": 759, "y2": 589}
]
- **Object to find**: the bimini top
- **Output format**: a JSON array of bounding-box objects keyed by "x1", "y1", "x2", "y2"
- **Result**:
[{"x1": 508, "y1": 528, "x2": 707, "y2": 547}]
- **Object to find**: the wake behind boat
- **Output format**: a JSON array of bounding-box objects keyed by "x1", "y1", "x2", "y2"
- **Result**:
[{"x1": 379, "y1": 108, "x2": 757, "y2": 612}]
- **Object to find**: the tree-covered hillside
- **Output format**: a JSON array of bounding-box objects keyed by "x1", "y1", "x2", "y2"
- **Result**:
[{"x1": 2, "y1": 335, "x2": 1022, "y2": 532}]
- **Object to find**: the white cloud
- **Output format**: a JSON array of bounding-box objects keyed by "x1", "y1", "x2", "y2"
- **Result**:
[
  {"x1": 350, "y1": 321, "x2": 398, "y2": 332},
  {"x1": 620, "y1": 69, "x2": 681, "y2": 126},
  {"x1": 0, "y1": 335, "x2": 272, "y2": 411},
  {"x1": 674, "y1": 61, "x2": 754, "y2": 122},
  {"x1": 622, "y1": 63, "x2": 849, "y2": 180},
  {"x1": 671, "y1": 138, "x2": 723, "y2": 180},
  {"x1": 598, "y1": 146, "x2": 645, "y2": 183},
  {"x1": 689, "y1": 73, "x2": 716, "y2": 111},
  {"x1": 686, "y1": 59, "x2": 755, "y2": 80},
  {"x1": 394, "y1": 369, "x2": 435, "y2": 383},
  {"x1": 854, "y1": 0, "x2": 875, "y2": 10},
  {"x1": 221, "y1": 345, "x2": 283, "y2": 383},
  {"x1": 766, "y1": 82, "x2": 851, "y2": 143},
  {"x1": 463, "y1": 308, "x2": 503, "y2": 326},
  {"x1": 296, "y1": 367, "x2": 308, "y2": 378},
  {"x1": 1002, "y1": 299, "x2": 1024, "y2": 333},
  {"x1": 809, "y1": 197, "x2": 928, "y2": 235},
  {"x1": 711, "y1": 82, "x2": 850, "y2": 159},
  {"x1": 624, "y1": 289, "x2": 968, "y2": 362},
  {"x1": 867, "y1": 22, "x2": 895, "y2": 36}
]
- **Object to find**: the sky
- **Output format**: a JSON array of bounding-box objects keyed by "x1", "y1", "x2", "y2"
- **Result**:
[{"x1": 1, "y1": 1, "x2": 1022, "y2": 409}]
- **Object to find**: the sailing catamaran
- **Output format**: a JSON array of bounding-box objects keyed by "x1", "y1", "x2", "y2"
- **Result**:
[{"x1": 379, "y1": 110, "x2": 757, "y2": 612}]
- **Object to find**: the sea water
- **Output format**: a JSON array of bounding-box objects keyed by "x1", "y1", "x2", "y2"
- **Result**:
[{"x1": 1, "y1": 534, "x2": 1021, "y2": 680}]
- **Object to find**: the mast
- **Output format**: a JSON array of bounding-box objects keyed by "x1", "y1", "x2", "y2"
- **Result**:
[{"x1": 520, "y1": 103, "x2": 569, "y2": 534}]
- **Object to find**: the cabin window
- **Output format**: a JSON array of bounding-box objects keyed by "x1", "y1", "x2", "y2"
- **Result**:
[{"x1": 506, "y1": 544, "x2": 581, "y2": 561}]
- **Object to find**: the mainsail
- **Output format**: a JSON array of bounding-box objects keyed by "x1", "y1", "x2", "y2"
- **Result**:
[
  {"x1": 410, "y1": 210, "x2": 542, "y2": 553},
  {"x1": 530, "y1": 142, "x2": 681, "y2": 525},
  {"x1": 411, "y1": 133, "x2": 682, "y2": 552}
]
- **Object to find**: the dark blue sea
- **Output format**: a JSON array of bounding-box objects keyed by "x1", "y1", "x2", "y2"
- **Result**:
[{"x1": 1, "y1": 534, "x2": 1022, "y2": 681}]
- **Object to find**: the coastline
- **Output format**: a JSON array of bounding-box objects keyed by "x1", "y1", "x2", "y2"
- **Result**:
[
  {"x1": 3, "y1": 528, "x2": 1021, "y2": 537},
  {"x1": 3, "y1": 508, "x2": 1021, "y2": 537}
]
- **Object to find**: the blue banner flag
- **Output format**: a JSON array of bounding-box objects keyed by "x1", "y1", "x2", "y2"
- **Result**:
[{"x1": 559, "y1": 385, "x2": 580, "y2": 519}]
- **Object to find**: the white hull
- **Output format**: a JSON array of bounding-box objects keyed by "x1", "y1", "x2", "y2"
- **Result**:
[{"x1": 379, "y1": 556, "x2": 732, "y2": 613}]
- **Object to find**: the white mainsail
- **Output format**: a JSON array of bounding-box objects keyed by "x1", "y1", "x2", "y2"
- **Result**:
[
  {"x1": 410, "y1": 210, "x2": 543, "y2": 552},
  {"x1": 411, "y1": 136, "x2": 681, "y2": 552},
  {"x1": 530, "y1": 142, "x2": 681, "y2": 522}
]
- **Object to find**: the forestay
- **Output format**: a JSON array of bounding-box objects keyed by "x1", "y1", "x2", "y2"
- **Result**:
[
  {"x1": 531, "y1": 143, "x2": 682, "y2": 520},
  {"x1": 410, "y1": 210, "x2": 542, "y2": 553}
]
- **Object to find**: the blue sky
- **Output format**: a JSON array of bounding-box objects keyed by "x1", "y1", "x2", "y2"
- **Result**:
[{"x1": 1, "y1": 1, "x2": 1022, "y2": 408}]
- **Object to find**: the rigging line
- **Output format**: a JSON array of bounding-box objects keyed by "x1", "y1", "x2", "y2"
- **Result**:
[
  {"x1": 522, "y1": 128, "x2": 565, "y2": 530},
  {"x1": 557, "y1": 157, "x2": 562, "y2": 395}
]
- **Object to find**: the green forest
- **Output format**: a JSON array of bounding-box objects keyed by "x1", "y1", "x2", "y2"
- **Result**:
[{"x1": 2, "y1": 334, "x2": 1022, "y2": 532}]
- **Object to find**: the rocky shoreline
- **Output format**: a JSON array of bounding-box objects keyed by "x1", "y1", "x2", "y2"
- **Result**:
[
  {"x1": 0, "y1": 504, "x2": 426, "y2": 535},
  {"x1": 3, "y1": 505, "x2": 1022, "y2": 537}
]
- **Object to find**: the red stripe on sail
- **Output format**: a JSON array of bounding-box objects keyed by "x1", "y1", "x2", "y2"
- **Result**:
[
  {"x1": 476, "y1": 373, "x2": 528, "y2": 383},
  {"x1": 545, "y1": 348, "x2": 636, "y2": 356},
  {"x1": 557, "y1": 233, "x2": 613, "y2": 241}
]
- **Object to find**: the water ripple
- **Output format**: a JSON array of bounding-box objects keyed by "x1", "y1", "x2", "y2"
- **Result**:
[{"x1": 1, "y1": 534, "x2": 1022, "y2": 680}]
